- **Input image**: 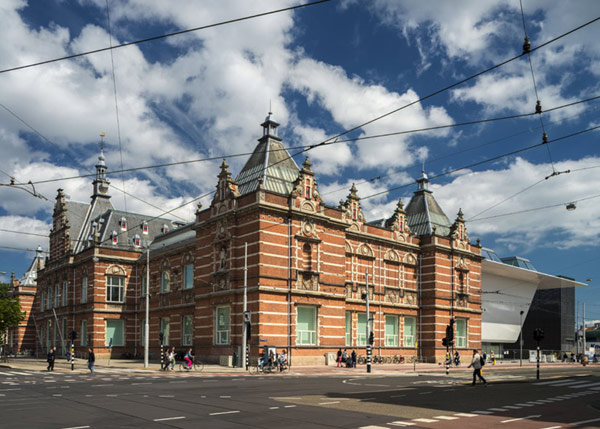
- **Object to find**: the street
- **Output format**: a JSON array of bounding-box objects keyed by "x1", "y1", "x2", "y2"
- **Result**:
[{"x1": 1, "y1": 365, "x2": 600, "y2": 428}]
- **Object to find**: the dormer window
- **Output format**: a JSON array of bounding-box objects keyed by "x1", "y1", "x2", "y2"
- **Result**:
[
  {"x1": 111, "y1": 231, "x2": 118, "y2": 245},
  {"x1": 120, "y1": 217, "x2": 127, "y2": 231},
  {"x1": 161, "y1": 224, "x2": 169, "y2": 234},
  {"x1": 142, "y1": 221, "x2": 148, "y2": 235},
  {"x1": 133, "y1": 234, "x2": 141, "y2": 247}
]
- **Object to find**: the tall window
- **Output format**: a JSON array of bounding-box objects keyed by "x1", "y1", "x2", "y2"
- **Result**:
[
  {"x1": 182, "y1": 315, "x2": 193, "y2": 346},
  {"x1": 47, "y1": 287, "x2": 52, "y2": 309},
  {"x1": 404, "y1": 316, "x2": 416, "y2": 347},
  {"x1": 160, "y1": 318, "x2": 170, "y2": 345},
  {"x1": 106, "y1": 276, "x2": 125, "y2": 303},
  {"x1": 183, "y1": 264, "x2": 193, "y2": 290},
  {"x1": 161, "y1": 271, "x2": 170, "y2": 293},
  {"x1": 81, "y1": 276, "x2": 88, "y2": 303},
  {"x1": 296, "y1": 306, "x2": 316, "y2": 345},
  {"x1": 216, "y1": 307, "x2": 230, "y2": 345},
  {"x1": 345, "y1": 312, "x2": 352, "y2": 346},
  {"x1": 54, "y1": 283, "x2": 60, "y2": 307},
  {"x1": 40, "y1": 290, "x2": 45, "y2": 311},
  {"x1": 81, "y1": 320, "x2": 87, "y2": 346},
  {"x1": 62, "y1": 280, "x2": 68, "y2": 306},
  {"x1": 357, "y1": 313, "x2": 373, "y2": 346},
  {"x1": 40, "y1": 326, "x2": 45, "y2": 350},
  {"x1": 456, "y1": 318, "x2": 467, "y2": 348},
  {"x1": 385, "y1": 315, "x2": 399, "y2": 347},
  {"x1": 105, "y1": 319, "x2": 124, "y2": 346}
]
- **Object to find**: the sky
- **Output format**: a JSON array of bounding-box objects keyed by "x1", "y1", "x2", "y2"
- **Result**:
[{"x1": 0, "y1": 0, "x2": 599, "y2": 319}]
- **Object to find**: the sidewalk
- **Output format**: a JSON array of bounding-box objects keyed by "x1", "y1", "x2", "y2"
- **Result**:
[{"x1": 1, "y1": 356, "x2": 595, "y2": 376}]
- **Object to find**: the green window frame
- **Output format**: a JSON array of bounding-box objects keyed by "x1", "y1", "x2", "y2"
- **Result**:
[
  {"x1": 403, "y1": 316, "x2": 416, "y2": 347},
  {"x1": 216, "y1": 307, "x2": 230, "y2": 345},
  {"x1": 385, "y1": 315, "x2": 399, "y2": 347},
  {"x1": 161, "y1": 271, "x2": 170, "y2": 293},
  {"x1": 182, "y1": 315, "x2": 193, "y2": 346},
  {"x1": 81, "y1": 320, "x2": 87, "y2": 346},
  {"x1": 183, "y1": 264, "x2": 194, "y2": 290},
  {"x1": 160, "y1": 318, "x2": 170, "y2": 346},
  {"x1": 106, "y1": 276, "x2": 125, "y2": 303},
  {"x1": 456, "y1": 318, "x2": 467, "y2": 348},
  {"x1": 105, "y1": 319, "x2": 124, "y2": 346},
  {"x1": 81, "y1": 276, "x2": 88, "y2": 303},
  {"x1": 345, "y1": 312, "x2": 352, "y2": 346},
  {"x1": 296, "y1": 306, "x2": 316, "y2": 345}
]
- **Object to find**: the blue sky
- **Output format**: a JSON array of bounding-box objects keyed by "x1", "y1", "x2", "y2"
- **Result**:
[{"x1": 0, "y1": 0, "x2": 599, "y2": 318}]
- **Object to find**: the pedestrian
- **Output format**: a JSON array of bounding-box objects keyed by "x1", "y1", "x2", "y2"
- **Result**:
[
  {"x1": 351, "y1": 350, "x2": 357, "y2": 368},
  {"x1": 342, "y1": 349, "x2": 349, "y2": 367},
  {"x1": 468, "y1": 349, "x2": 487, "y2": 386},
  {"x1": 47, "y1": 347, "x2": 56, "y2": 371},
  {"x1": 162, "y1": 348, "x2": 170, "y2": 371},
  {"x1": 454, "y1": 351, "x2": 460, "y2": 366},
  {"x1": 87, "y1": 348, "x2": 95, "y2": 375},
  {"x1": 168, "y1": 347, "x2": 176, "y2": 370},
  {"x1": 336, "y1": 348, "x2": 342, "y2": 367}
]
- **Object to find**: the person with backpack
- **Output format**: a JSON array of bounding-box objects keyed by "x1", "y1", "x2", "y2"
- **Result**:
[{"x1": 468, "y1": 349, "x2": 487, "y2": 386}]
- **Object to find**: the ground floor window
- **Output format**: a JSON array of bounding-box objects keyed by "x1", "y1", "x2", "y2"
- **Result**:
[
  {"x1": 345, "y1": 312, "x2": 352, "y2": 346},
  {"x1": 81, "y1": 320, "x2": 87, "y2": 346},
  {"x1": 357, "y1": 313, "x2": 374, "y2": 347},
  {"x1": 403, "y1": 316, "x2": 416, "y2": 347},
  {"x1": 297, "y1": 306, "x2": 316, "y2": 345},
  {"x1": 216, "y1": 307, "x2": 230, "y2": 345},
  {"x1": 160, "y1": 318, "x2": 170, "y2": 346},
  {"x1": 385, "y1": 315, "x2": 399, "y2": 347},
  {"x1": 106, "y1": 319, "x2": 124, "y2": 347},
  {"x1": 182, "y1": 315, "x2": 193, "y2": 346},
  {"x1": 456, "y1": 318, "x2": 467, "y2": 348}
]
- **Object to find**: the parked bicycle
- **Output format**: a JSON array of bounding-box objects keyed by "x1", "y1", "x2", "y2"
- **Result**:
[{"x1": 249, "y1": 360, "x2": 278, "y2": 374}]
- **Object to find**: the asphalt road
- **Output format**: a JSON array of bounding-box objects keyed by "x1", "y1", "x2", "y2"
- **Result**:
[{"x1": 1, "y1": 366, "x2": 600, "y2": 428}]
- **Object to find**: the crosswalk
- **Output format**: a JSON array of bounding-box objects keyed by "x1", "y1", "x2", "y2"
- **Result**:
[
  {"x1": 533, "y1": 378, "x2": 600, "y2": 390},
  {"x1": 0, "y1": 368, "x2": 149, "y2": 377}
]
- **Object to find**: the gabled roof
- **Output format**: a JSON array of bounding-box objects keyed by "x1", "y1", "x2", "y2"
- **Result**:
[{"x1": 405, "y1": 171, "x2": 452, "y2": 236}]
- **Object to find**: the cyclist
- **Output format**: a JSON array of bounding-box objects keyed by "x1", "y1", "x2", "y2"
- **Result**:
[
  {"x1": 184, "y1": 348, "x2": 193, "y2": 369},
  {"x1": 279, "y1": 349, "x2": 288, "y2": 371},
  {"x1": 168, "y1": 347, "x2": 176, "y2": 370}
]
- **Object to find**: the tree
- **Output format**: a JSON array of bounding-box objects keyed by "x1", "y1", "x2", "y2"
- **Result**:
[{"x1": 0, "y1": 283, "x2": 25, "y2": 358}]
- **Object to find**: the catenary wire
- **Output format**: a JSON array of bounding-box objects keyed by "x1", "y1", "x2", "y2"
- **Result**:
[{"x1": 0, "y1": 0, "x2": 333, "y2": 75}]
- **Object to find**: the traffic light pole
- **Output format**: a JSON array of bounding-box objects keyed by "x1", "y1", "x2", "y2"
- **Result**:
[
  {"x1": 366, "y1": 269, "x2": 371, "y2": 374},
  {"x1": 445, "y1": 344, "x2": 449, "y2": 376},
  {"x1": 536, "y1": 343, "x2": 540, "y2": 380},
  {"x1": 242, "y1": 242, "x2": 248, "y2": 370}
]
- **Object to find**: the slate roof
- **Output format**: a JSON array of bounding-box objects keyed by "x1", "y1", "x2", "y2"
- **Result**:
[
  {"x1": 235, "y1": 138, "x2": 299, "y2": 196},
  {"x1": 405, "y1": 173, "x2": 452, "y2": 236}
]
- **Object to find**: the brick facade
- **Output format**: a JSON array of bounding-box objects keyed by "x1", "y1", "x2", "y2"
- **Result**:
[{"x1": 31, "y1": 116, "x2": 482, "y2": 365}]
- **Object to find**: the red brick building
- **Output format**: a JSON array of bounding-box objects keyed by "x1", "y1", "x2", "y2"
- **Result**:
[{"x1": 32, "y1": 114, "x2": 482, "y2": 365}]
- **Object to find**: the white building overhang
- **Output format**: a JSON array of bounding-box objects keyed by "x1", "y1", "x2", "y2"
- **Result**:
[{"x1": 481, "y1": 259, "x2": 586, "y2": 343}]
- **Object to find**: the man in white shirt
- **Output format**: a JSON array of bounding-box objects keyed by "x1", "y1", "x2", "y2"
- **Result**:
[{"x1": 468, "y1": 349, "x2": 487, "y2": 386}]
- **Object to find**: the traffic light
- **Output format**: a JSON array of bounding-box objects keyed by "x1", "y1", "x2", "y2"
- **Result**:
[
  {"x1": 369, "y1": 331, "x2": 374, "y2": 345},
  {"x1": 70, "y1": 330, "x2": 78, "y2": 341},
  {"x1": 159, "y1": 332, "x2": 164, "y2": 344},
  {"x1": 446, "y1": 320, "x2": 454, "y2": 344},
  {"x1": 246, "y1": 321, "x2": 252, "y2": 341},
  {"x1": 442, "y1": 337, "x2": 448, "y2": 347},
  {"x1": 533, "y1": 328, "x2": 544, "y2": 342}
]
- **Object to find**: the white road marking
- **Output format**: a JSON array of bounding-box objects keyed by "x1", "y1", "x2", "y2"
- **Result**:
[
  {"x1": 131, "y1": 382, "x2": 151, "y2": 385},
  {"x1": 503, "y1": 405, "x2": 522, "y2": 409},
  {"x1": 471, "y1": 411, "x2": 493, "y2": 414},
  {"x1": 540, "y1": 426, "x2": 562, "y2": 429},
  {"x1": 270, "y1": 397, "x2": 301, "y2": 399},
  {"x1": 220, "y1": 395, "x2": 231, "y2": 398},
  {"x1": 360, "y1": 397, "x2": 376, "y2": 401},
  {"x1": 61, "y1": 426, "x2": 91, "y2": 429},
  {"x1": 515, "y1": 403, "x2": 534, "y2": 407},
  {"x1": 91, "y1": 384, "x2": 112, "y2": 387},
  {"x1": 388, "y1": 422, "x2": 416, "y2": 427},
  {"x1": 153, "y1": 416, "x2": 186, "y2": 421},
  {"x1": 158, "y1": 395, "x2": 174, "y2": 398},
  {"x1": 534, "y1": 379, "x2": 574, "y2": 385},
  {"x1": 488, "y1": 408, "x2": 508, "y2": 412},
  {"x1": 7, "y1": 371, "x2": 33, "y2": 376},
  {"x1": 209, "y1": 411, "x2": 240, "y2": 416},
  {"x1": 412, "y1": 418, "x2": 438, "y2": 423},
  {"x1": 434, "y1": 415, "x2": 458, "y2": 420},
  {"x1": 390, "y1": 394, "x2": 406, "y2": 398},
  {"x1": 284, "y1": 405, "x2": 296, "y2": 408},
  {"x1": 269, "y1": 406, "x2": 279, "y2": 409},
  {"x1": 52, "y1": 394, "x2": 62, "y2": 397},
  {"x1": 318, "y1": 401, "x2": 340, "y2": 405},
  {"x1": 358, "y1": 426, "x2": 389, "y2": 429},
  {"x1": 454, "y1": 413, "x2": 478, "y2": 417},
  {"x1": 418, "y1": 391, "x2": 432, "y2": 395},
  {"x1": 569, "y1": 382, "x2": 600, "y2": 389},
  {"x1": 570, "y1": 417, "x2": 600, "y2": 425},
  {"x1": 501, "y1": 415, "x2": 541, "y2": 423}
]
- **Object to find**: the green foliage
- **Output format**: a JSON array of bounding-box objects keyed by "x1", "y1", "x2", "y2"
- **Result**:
[{"x1": 0, "y1": 283, "x2": 25, "y2": 332}]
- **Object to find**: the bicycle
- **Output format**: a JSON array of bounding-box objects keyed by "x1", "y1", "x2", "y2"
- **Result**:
[
  {"x1": 178, "y1": 358, "x2": 204, "y2": 372},
  {"x1": 250, "y1": 360, "x2": 277, "y2": 374}
]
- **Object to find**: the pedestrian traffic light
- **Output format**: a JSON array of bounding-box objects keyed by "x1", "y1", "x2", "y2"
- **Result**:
[
  {"x1": 446, "y1": 320, "x2": 454, "y2": 343},
  {"x1": 533, "y1": 328, "x2": 544, "y2": 342},
  {"x1": 442, "y1": 337, "x2": 448, "y2": 347},
  {"x1": 70, "y1": 330, "x2": 78, "y2": 341},
  {"x1": 246, "y1": 321, "x2": 251, "y2": 341},
  {"x1": 159, "y1": 332, "x2": 164, "y2": 344},
  {"x1": 369, "y1": 331, "x2": 374, "y2": 345}
]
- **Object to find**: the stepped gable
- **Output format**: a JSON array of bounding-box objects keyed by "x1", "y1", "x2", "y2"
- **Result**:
[
  {"x1": 236, "y1": 112, "x2": 299, "y2": 196},
  {"x1": 405, "y1": 170, "x2": 452, "y2": 236}
]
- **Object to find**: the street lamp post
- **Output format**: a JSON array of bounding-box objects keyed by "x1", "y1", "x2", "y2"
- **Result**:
[
  {"x1": 519, "y1": 310, "x2": 524, "y2": 367},
  {"x1": 144, "y1": 241, "x2": 151, "y2": 368}
]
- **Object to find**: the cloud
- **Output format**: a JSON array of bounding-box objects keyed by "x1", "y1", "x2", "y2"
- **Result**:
[{"x1": 0, "y1": 215, "x2": 50, "y2": 251}]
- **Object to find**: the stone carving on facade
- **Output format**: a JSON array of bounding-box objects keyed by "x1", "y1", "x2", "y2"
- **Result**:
[
  {"x1": 292, "y1": 157, "x2": 323, "y2": 213},
  {"x1": 211, "y1": 159, "x2": 240, "y2": 215},
  {"x1": 105, "y1": 264, "x2": 126, "y2": 276},
  {"x1": 404, "y1": 253, "x2": 417, "y2": 266},
  {"x1": 159, "y1": 293, "x2": 171, "y2": 307},
  {"x1": 384, "y1": 249, "x2": 400, "y2": 262},
  {"x1": 182, "y1": 289, "x2": 194, "y2": 304},
  {"x1": 339, "y1": 183, "x2": 365, "y2": 228},
  {"x1": 405, "y1": 291, "x2": 417, "y2": 305},
  {"x1": 213, "y1": 272, "x2": 230, "y2": 291},
  {"x1": 385, "y1": 199, "x2": 411, "y2": 241},
  {"x1": 358, "y1": 244, "x2": 374, "y2": 258},
  {"x1": 300, "y1": 219, "x2": 320, "y2": 240},
  {"x1": 298, "y1": 271, "x2": 319, "y2": 291},
  {"x1": 385, "y1": 287, "x2": 399, "y2": 304},
  {"x1": 450, "y1": 208, "x2": 469, "y2": 250}
]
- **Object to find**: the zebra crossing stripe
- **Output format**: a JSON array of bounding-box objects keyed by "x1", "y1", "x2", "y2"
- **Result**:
[{"x1": 533, "y1": 378, "x2": 574, "y2": 385}]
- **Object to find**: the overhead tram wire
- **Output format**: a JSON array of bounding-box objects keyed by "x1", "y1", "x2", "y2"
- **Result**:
[
  {"x1": 0, "y1": 0, "x2": 333, "y2": 75},
  {"x1": 360, "y1": 123, "x2": 600, "y2": 201},
  {"x1": 11, "y1": 93, "x2": 600, "y2": 187}
]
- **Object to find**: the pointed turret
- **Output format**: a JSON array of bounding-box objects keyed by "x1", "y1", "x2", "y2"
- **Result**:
[
  {"x1": 404, "y1": 170, "x2": 452, "y2": 236},
  {"x1": 92, "y1": 134, "x2": 111, "y2": 199}
]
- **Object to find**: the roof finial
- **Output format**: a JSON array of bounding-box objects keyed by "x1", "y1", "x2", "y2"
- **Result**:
[
  {"x1": 269, "y1": 98, "x2": 272, "y2": 116},
  {"x1": 99, "y1": 131, "x2": 106, "y2": 153}
]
